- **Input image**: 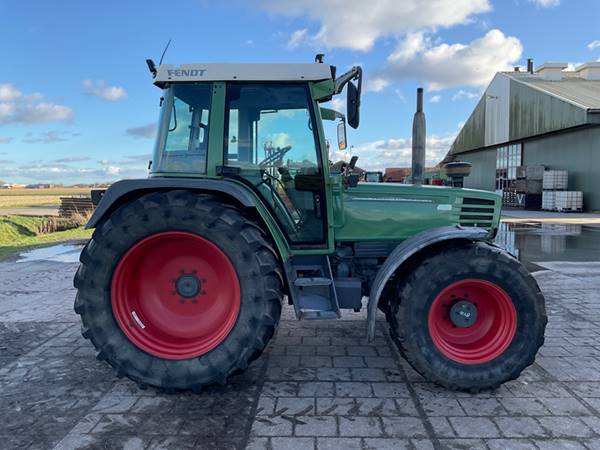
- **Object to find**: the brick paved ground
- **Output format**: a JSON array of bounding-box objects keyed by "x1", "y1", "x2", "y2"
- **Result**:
[{"x1": 1, "y1": 251, "x2": 600, "y2": 450}]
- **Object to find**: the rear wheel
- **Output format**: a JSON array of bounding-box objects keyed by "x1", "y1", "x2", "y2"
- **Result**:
[
  {"x1": 74, "y1": 190, "x2": 283, "y2": 391},
  {"x1": 387, "y1": 241, "x2": 546, "y2": 392}
]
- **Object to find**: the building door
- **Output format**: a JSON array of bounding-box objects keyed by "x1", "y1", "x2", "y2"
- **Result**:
[{"x1": 495, "y1": 143, "x2": 522, "y2": 206}]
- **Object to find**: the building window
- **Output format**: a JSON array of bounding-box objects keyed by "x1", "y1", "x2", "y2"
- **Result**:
[{"x1": 495, "y1": 143, "x2": 522, "y2": 190}]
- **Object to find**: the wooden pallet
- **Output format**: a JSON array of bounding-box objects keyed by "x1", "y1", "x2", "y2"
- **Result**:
[{"x1": 59, "y1": 196, "x2": 93, "y2": 218}]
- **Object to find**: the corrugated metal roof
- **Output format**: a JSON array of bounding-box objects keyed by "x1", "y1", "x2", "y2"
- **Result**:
[{"x1": 505, "y1": 72, "x2": 600, "y2": 111}]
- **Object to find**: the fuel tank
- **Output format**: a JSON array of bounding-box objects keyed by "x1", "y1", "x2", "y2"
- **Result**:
[{"x1": 333, "y1": 182, "x2": 501, "y2": 242}]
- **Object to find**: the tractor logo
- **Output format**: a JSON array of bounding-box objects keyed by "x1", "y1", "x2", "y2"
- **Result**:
[{"x1": 167, "y1": 69, "x2": 206, "y2": 77}]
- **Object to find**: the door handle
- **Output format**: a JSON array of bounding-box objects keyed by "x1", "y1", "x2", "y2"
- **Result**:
[{"x1": 314, "y1": 194, "x2": 322, "y2": 219}]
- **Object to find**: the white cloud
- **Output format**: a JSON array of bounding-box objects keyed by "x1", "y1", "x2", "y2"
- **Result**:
[
  {"x1": 588, "y1": 40, "x2": 600, "y2": 51},
  {"x1": 287, "y1": 29, "x2": 308, "y2": 49},
  {"x1": 260, "y1": 0, "x2": 491, "y2": 51},
  {"x1": 126, "y1": 123, "x2": 157, "y2": 139},
  {"x1": 389, "y1": 32, "x2": 427, "y2": 62},
  {"x1": 0, "y1": 84, "x2": 22, "y2": 101},
  {"x1": 334, "y1": 134, "x2": 456, "y2": 171},
  {"x1": 83, "y1": 79, "x2": 128, "y2": 101},
  {"x1": 452, "y1": 89, "x2": 479, "y2": 101},
  {"x1": 125, "y1": 154, "x2": 152, "y2": 164},
  {"x1": 0, "y1": 84, "x2": 73, "y2": 124},
  {"x1": 104, "y1": 165, "x2": 121, "y2": 176},
  {"x1": 99, "y1": 154, "x2": 151, "y2": 166},
  {"x1": 378, "y1": 29, "x2": 522, "y2": 91},
  {"x1": 52, "y1": 156, "x2": 91, "y2": 163},
  {"x1": 18, "y1": 103, "x2": 73, "y2": 123},
  {"x1": 268, "y1": 132, "x2": 292, "y2": 148},
  {"x1": 528, "y1": 0, "x2": 560, "y2": 7},
  {"x1": 430, "y1": 95, "x2": 441, "y2": 103},
  {"x1": 364, "y1": 77, "x2": 390, "y2": 93},
  {"x1": 0, "y1": 161, "x2": 147, "y2": 183},
  {"x1": 330, "y1": 97, "x2": 346, "y2": 112},
  {"x1": 22, "y1": 131, "x2": 70, "y2": 144},
  {"x1": 394, "y1": 89, "x2": 407, "y2": 103},
  {"x1": 0, "y1": 136, "x2": 13, "y2": 144}
]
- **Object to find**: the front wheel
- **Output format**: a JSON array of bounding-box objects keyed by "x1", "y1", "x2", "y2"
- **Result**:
[{"x1": 388, "y1": 241, "x2": 546, "y2": 392}]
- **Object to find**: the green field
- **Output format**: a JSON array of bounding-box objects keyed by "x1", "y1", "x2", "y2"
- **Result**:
[
  {"x1": 0, "y1": 188, "x2": 90, "y2": 208},
  {"x1": 0, "y1": 215, "x2": 92, "y2": 259}
]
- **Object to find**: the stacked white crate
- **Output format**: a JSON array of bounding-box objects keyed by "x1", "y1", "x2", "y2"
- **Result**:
[
  {"x1": 541, "y1": 170, "x2": 583, "y2": 212},
  {"x1": 543, "y1": 170, "x2": 568, "y2": 190},
  {"x1": 555, "y1": 191, "x2": 583, "y2": 212},
  {"x1": 542, "y1": 191, "x2": 556, "y2": 210}
]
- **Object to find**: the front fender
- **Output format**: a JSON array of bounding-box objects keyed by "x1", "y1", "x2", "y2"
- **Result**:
[{"x1": 366, "y1": 225, "x2": 490, "y2": 340}]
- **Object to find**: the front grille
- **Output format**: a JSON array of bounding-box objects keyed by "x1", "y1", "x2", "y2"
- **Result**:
[
  {"x1": 462, "y1": 197, "x2": 495, "y2": 206},
  {"x1": 460, "y1": 207, "x2": 495, "y2": 214},
  {"x1": 457, "y1": 197, "x2": 496, "y2": 229}
]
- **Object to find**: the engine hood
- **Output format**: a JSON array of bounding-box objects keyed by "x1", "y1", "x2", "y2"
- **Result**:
[
  {"x1": 333, "y1": 182, "x2": 501, "y2": 242},
  {"x1": 348, "y1": 182, "x2": 499, "y2": 200}
]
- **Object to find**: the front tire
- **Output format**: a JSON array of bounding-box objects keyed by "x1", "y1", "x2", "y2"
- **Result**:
[
  {"x1": 388, "y1": 241, "x2": 546, "y2": 392},
  {"x1": 74, "y1": 190, "x2": 283, "y2": 391}
]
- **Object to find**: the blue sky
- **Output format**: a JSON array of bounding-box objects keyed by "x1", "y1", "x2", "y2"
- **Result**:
[{"x1": 0, "y1": 0, "x2": 599, "y2": 183}]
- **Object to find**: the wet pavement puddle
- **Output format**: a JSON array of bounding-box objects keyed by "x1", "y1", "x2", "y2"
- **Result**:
[
  {"x1": 495, "y1": 222, "x2": 600, "y2": 271},
  {"x1": 16, "y1": 243, "x2": 84, "y2": 264}
]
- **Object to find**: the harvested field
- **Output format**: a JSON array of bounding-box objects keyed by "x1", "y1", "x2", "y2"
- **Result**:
[{"x1": 0, "y1": 188, "x2": 91, "y2": 208}]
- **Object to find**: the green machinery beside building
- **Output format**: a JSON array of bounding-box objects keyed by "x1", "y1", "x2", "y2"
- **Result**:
[{"x1": 445, "y1": 62, "x2": 600, "y2": 211}]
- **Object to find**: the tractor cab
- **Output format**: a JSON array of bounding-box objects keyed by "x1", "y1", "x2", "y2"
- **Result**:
[{"x1": 149, "y1": 62, "x2": 362, "y2": 246}]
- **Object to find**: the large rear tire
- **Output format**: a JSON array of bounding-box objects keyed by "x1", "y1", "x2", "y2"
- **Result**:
[
  {"x1": 74, "y1": 190, "x2": 283, "y2": 391},
  {"x1": 387, "y1": 241, "x2": 546, "y2": 392}
]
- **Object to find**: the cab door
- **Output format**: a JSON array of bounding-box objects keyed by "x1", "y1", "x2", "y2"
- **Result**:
[{"x1": 223, "y1": 83, "x2": 328, "y2": 248}]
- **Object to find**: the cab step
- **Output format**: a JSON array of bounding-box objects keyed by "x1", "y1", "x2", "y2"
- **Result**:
[
  {"x1": 285, "y1": 256, "x2": 341, "y2": 320},
  {"x1": 294, "y1": 277, "x2": 333, "y2": 287},
  {"x1": 301, "y1": 309, "x2": 340, "y2": 320}
]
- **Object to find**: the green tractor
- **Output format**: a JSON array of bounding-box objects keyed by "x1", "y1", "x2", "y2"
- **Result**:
[{"x1": 74, "y1": 58, "x2": 546, "y2": 393}]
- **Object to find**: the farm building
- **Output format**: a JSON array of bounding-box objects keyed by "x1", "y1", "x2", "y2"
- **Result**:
[{"x1": 444, "y1": 61, "x2": 600, "y2": 211}]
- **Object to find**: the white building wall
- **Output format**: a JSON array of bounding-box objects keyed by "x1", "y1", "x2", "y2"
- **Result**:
[{"x1": 484, "y1": 74, "x2": 510, "y2": 147}]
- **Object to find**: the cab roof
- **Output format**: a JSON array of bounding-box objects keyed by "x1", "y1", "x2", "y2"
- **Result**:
[{"x1": 154, "y1": 63, "x2": 334, "y2": 86}]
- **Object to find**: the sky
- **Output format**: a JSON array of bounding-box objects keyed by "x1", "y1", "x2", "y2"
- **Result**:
[{"x1": 0, "y1": 0, "x2": 599, "y2": 184}]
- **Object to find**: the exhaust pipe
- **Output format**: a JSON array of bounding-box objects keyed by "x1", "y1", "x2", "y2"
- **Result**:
[{"x1": 411, "y1": 88, "x2": 426, "y2": 185}]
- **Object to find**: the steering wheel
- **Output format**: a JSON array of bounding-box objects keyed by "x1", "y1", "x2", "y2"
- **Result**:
[{"x1": 259, "y1": 145, "x2": 292, "y2": 167}]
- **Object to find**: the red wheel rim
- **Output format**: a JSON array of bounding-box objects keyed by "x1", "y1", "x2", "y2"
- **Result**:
[
  {"x1": 111, "y1": 231, "x2": 240, "y2": 360},
  {"x1": 428, "y1": 279, "x2": 517, "y2": 365}
]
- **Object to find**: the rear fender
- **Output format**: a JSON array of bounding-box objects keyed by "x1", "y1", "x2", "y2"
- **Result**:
[
  {"x1": 86, "y1": 178, "x2": 291, "y2": 261},
  {"x1": 366, "y1": 226, "x2": 490, "y2": 340},
  {"x1": 87, "y1": 178, "x2": 258, "y2": 228}
]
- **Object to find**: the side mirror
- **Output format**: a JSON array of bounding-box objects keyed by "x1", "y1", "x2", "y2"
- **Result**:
[
  {"x1": 337, "y1": 120, "x2": 347, "y2": 150},
  {"x1": 347, "y1": 81, "x2": 360, "y2": 129}
]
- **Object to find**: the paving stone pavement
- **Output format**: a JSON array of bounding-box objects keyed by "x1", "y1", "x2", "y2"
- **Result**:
[{"x1": 1, "y1": 252, "x2": 600, "y2": 450}]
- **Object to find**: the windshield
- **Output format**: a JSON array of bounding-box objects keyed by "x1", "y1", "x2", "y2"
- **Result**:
[{"x1": 151, "y1": 84, "x2": 212, "y2": 174}]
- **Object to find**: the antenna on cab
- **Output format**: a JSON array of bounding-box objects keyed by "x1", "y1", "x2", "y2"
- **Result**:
[{"x1": 159, "y1": 39, "x2": 172, "y2": 65}]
